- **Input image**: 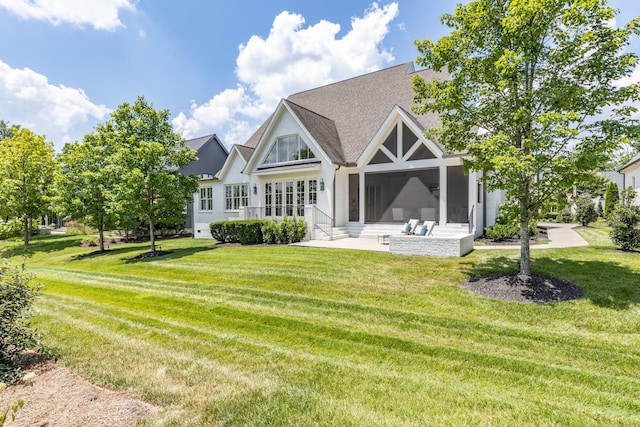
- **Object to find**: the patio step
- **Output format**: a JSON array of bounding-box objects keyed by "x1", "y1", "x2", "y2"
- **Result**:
[{"x1": 311, "y1": 226, "x2": 350, "y2": 241}]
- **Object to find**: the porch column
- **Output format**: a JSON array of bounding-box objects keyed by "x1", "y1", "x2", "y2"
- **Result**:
[
  {"x1": 439, "y1": 165, "x2": 447, "y2": 224},
  {"x1": 359, "y1": 172, "x2": 365, "y2": 224}
]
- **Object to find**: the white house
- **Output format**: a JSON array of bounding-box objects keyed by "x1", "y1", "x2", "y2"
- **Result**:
[
  {"x1": 619, "y1": 153, "x2": 640, "y2": 206},
  {"x1": 193, "y1": 63, "x2": 504, "y2": 239}
]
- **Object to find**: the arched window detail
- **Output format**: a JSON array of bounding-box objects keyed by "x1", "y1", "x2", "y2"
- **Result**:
[{"x1": 263, "y1": 135, "x2": 316, "y2": 166}]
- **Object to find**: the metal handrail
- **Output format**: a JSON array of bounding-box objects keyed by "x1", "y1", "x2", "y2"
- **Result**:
[{"x1": 311, "y1": 205, "x2": 334, "y2": 241}]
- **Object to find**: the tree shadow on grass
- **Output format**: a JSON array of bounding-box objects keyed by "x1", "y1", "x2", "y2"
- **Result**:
[
  {"x1": 0, "y1": 235, "x2": 83, "y2": 259},
  {"x1": 462, "y1": 255, "x2": 640, "y2": 310},
  {"x1": 123, "y1": 245, "x2": 216, "y2": 264}
]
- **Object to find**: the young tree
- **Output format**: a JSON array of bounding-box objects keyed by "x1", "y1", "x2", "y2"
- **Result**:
[
  {"x1": 103, "y1": 96, "x2": 198, "y2": 253},
  {"x1": 620, "y1": 185, "x2": 637, "y2": 207},
  {"x1": 608, "y1": 205, "x2": 640, "y2": 251},
  {"x1": 0, "y1": 129, "x2": 59, "y2": 245},
  {"x1": 57, "y1": 134, "x2": 116, "y2": 252},
  {"x1": 413, "y1": 0, "x2": 640, "y2": 276},
  {"x1": 575, "y1": 193, "x2": 598, "y2": 226},
  {"x1": 604, "y1": 181, "x2": 620, "y2": 218}
]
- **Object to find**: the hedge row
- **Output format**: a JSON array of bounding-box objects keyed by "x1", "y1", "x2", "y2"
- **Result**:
[{"x1": 210, "y1": 217, "x2": 307, "y2": 245}]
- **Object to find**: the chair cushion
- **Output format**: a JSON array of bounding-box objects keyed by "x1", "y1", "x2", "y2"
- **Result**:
[
  {"x1": 402, "y1": 222, "x2": 412, "y2": 233},
  {"x1": 416, "y1": 224, "x2": 428, "y2": 236}
]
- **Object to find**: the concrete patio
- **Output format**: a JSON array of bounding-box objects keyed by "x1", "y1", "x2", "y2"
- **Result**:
[{"x1": 292, "y1": 222, "x2": 588, "y2": 253}]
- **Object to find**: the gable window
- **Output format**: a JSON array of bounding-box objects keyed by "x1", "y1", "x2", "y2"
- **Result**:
[
  {"x1": 200, "y1": 187, "x2": 213, "y2": 211},
  {"x1": 225, "y1": 184, "x2": 249, "y2": 210},
  {"x1": 263, "y1": 135, "x2": 316, "y2": 166}
]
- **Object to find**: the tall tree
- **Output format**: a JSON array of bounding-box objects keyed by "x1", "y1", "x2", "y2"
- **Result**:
[
  {"x1": 604, "y1": 181, "x2": 620, "y2": 218},
  {"x1": 0, "y1": 120, "x2": 19, "y2": 141},
  {"x1": 57, "y1": 133, "x2": 116, "y2": 252},
  {"x1": 0, "y1": 129, "x2": 59, "y2": 245},
  {"x1": 104, "y1": 96, "x2": 198, "y2": 254},
  {"x1": 413, "y1": 0, "x2": 640, "y2": 276}
]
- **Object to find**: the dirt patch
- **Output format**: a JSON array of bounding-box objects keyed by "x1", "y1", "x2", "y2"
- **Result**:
[
  {"x1": 0, "y1": 356, "x2": 158, "y2": 427},
  {"x1": 461, "y1": 273, "x2": 583, "y2": 304}
]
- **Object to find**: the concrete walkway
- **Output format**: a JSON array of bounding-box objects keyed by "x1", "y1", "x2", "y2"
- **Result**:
[
  {"x1": 292, "y1": 222, "x2": 588, "y2": 252},
  {"x1": 474, "y1": 222, "x2": 589, "y2": 250}
]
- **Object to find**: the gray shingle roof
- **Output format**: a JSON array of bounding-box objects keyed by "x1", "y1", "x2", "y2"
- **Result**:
[
  {"x1": 284, "y1": 100, "x2": 346, "y2": 165},
  {"x1": 185, "y1": 134, "x2": 228, "y2": 154},
  {"x1": 235, "y1": 144, "x2": 255, "y2": 162},
  {"x1": 242, "y1": 62, "x2": 443, "y2": 164}
]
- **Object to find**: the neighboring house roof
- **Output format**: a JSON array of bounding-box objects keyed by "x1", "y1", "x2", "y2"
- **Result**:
[
  {"x1": 185, "y1": 134, "x2": 228, "y2": 155},
  {"x1": 181, "y1": 134, "x2": 229, "y2": 177},
  {"x1": 242, "y1": 62, "x2": 444, "y2": 165},
  {"x1": 620, "y1": 152, "x2": 640, "y2": 172}
]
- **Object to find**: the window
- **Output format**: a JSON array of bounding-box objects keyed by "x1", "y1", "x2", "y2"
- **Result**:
[
  {"x1": 296, "y1": 180, "x2": 305, "y2": 216},
  {"x1": 262, "y1": 135, "x2": 316, "y2": 166},
  {"x1": 200, "y1": 187, "x2": 213, "y2": 211},
  {"x1": 285, "y1": 181, "x2": 294, "y2": 216},
  {"x1": 308, "y1": 179, "x2": 317, "y2": 205},
  {"x1": 224, "y1": 184, "x2": 249, "y2": 210},
  {"x1": 275, "y1": 182, "x2": 283, "y2": 216},
  {"x1": 265, "y1": 183, "x2": 272, "y2": 216}
]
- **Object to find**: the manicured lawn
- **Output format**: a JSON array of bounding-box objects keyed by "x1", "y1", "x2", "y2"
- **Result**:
[{"x1": 1, "y1": 231, "x2": 639, "y2": 426}]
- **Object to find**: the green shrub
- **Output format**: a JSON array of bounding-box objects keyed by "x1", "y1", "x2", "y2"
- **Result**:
[
  {"x1": 543, "y1": 211, "x2": 558, "y2": 221},
  {"x1": 81, "y1": 236, "x2": 99, "y2": 247},
  {"x1": 0, "y1": 262, "x2": 42, "y2": 384},
  {"x1": 262, "y1": 216, "x2": 307, "y2": 244},
  {"x1": 484, "y1": 223, "x2": 518, "y2": 241},
  {"x1": 556, "y1": 207, "x2": 575, "y2": 223},
  {"x1": 608, "y1": 206, "x2": 640, "y2": 251},
  {"x1": 209, "y1": 220, "x2": 266, "y2": 244},
  {"x1": 64, "y1": 221, "x2": 96, "y2": 235},
  {"x1": 0, "y1": 220, "x2": 22, "y2": 241},
  {"x1": 209, "y1": 221, "x2": 226, "y2": 242},
  {"x1": 575, "y1": 193, "x2": 598, "y2": 226}
]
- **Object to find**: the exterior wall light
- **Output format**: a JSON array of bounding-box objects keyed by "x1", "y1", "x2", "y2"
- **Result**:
[
  {"x1": 320, "y1": 178, "x2": 325, "y2": 191},
  {"x1": 253, "y1": 184, "x2": 257, "y2": 195}
]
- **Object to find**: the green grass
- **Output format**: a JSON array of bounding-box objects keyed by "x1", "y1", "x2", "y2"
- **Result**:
[{"x1": 1, "y1": 231, "x2": 640, "y2": 426}]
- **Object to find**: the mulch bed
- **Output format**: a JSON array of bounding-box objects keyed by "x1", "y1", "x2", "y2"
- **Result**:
[
  {"x1": 0, "y1": 353, "x2": 158, "y2": 427},
  {"x1": 125, "y1": 250, "x2": 173, "y2": 260},
  {"x1": 461, "y1": 273, "x2": 583, "y2": 304},
  {"x1": 475, "y1": 228, "x2": 548, "y2": 246}
]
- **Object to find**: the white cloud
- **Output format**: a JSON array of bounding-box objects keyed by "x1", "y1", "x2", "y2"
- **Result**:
[
  {"x1": 172, "y1": 2, "x2": 399, "y2": 146},
  {"x1": 0, "y1": 59, "x2": 110, "y2": 148},
  {"x1": 0, "y1": 0, "x2": 136, "y2": 30},
  {"x1": 614, "y1": 62, "x2": 640, "y2": 87}
]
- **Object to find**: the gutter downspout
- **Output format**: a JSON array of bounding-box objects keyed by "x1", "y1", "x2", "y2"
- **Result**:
[{"x1": 333, "y1": 164, "x2": 340, "y2": 226}]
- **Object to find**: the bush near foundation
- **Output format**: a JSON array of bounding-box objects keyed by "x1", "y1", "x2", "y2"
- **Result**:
[{"x1": 210, "y1": 220, "x2": 265, "y2": 244}]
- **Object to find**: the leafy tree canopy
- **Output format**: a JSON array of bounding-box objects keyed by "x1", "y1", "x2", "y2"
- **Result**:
[
  {"x1": 0, "y1": 128, "x2": 59, "y2": 245},
  {"x1": 57, "y1": 133, "x2": 117, "y2": 252},
  {"x1": 413, "y1": 0, "x2": 640, "y2": 275},
  {"x1": 99, "y1": 96, "x2": 198, "y2": 253}
]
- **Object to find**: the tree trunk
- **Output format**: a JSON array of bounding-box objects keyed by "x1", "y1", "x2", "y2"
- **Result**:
[
  {"x1": 149, "y1": 221, "x2": 156, "y2": 253},
  {"x1": 23, "y1": 216, "x2": 29, "y2": 246},
  {"x1": 98, "y1": 222, "x2": 105, "y2": 253},
  {"x1": 519, "y1": 196, "x2": 531, "y2": 277}
]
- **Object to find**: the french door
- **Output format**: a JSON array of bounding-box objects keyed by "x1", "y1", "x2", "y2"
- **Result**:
[{"x1": 264, "y1": 179, "x2": 317, "y2": 217}]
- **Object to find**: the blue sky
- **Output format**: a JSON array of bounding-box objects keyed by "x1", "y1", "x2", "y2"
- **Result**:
[{"x1": 1, "y1": 0, "x2": 639, "y2": 152}]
